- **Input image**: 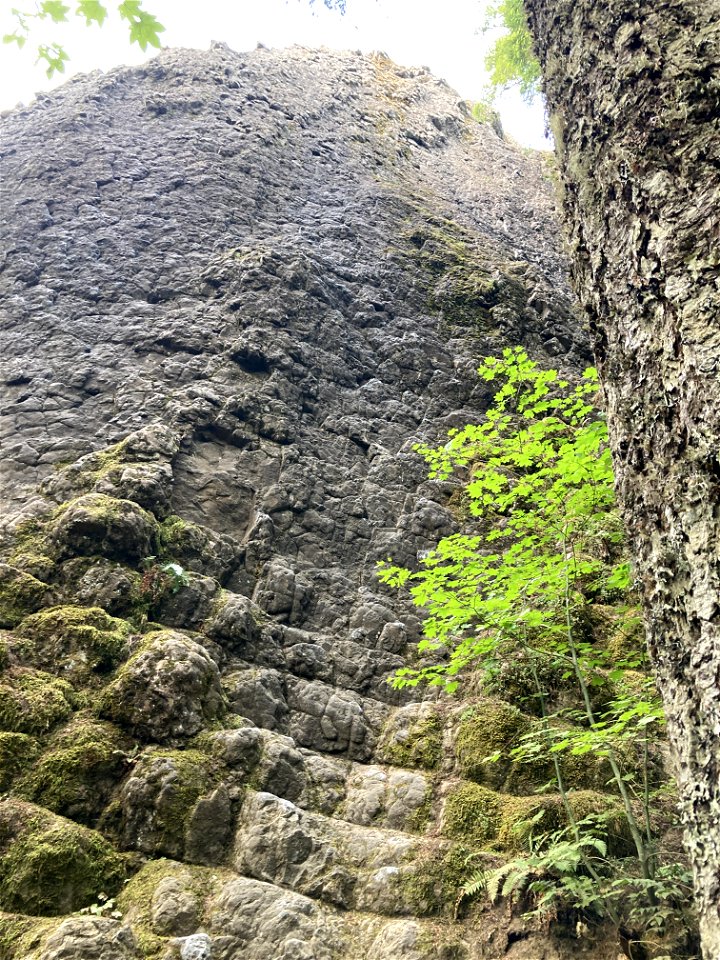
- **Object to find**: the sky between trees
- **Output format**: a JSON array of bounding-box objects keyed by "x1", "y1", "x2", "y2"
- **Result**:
[{"x1": 0, "y1": 0, "x2": 550, "y2": 149}]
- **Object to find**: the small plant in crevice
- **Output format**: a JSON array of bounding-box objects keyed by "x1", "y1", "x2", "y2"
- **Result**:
[
  {"x1": 379, "y1": 347, "x2": 698, "y2": 955},
  {"x1": 79, "y1": 892, "x2": 122, "y2": 920},
  {"x1": 137, "y1": 558, "x2": 190, "y2": 620}
]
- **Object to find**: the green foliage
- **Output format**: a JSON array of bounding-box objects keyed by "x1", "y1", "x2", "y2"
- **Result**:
[
  {"x1": 3, "y1": 1, "x2": 164, "y2": 77},
  {"x1": 379, "y1": 346, "x2": 627, "y2": 693},
  {"x1": 459, "y1": 818, "x2": 696, "y2": 953},
  {"x1": 483, "y1": 0, "x2": 541, "y2": 103},
  {"x1": 380, "y1": 347, "x2": 696, "y2": 948},
  {"x1": 139, "y1": 557, "x2": 190, "y2": 605}
]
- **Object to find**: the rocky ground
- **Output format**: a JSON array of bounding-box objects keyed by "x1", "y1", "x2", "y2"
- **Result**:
[{"x1": 0, "y1": 43, "x2": 630, "y2": 960}]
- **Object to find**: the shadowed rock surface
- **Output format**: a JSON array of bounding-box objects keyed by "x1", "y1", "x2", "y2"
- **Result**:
[{"x1": 0, "y1": 43, "x2": 621, "y2": 960}]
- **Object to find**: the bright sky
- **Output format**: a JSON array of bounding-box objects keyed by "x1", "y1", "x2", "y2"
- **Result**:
[{"x1": 0, "y1": 0, "x2": 549, "y2": 148}]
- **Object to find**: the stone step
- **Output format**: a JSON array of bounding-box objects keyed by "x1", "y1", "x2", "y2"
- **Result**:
[
  {"x1": 110, "y1": 859, "x2": 477, "y2": 960},
  {"x1": 202, "y1": 717, "x2": 437, "y2": 834},
  {"x1": 232, "y1": 789, "x2": 450, "y2": 916}
]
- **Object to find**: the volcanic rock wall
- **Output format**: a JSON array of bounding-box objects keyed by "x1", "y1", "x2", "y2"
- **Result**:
[{"x1": 0, "y1": 44, "x2": 599, "y2": 960}]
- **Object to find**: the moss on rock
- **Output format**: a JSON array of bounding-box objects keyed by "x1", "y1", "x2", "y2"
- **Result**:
[
  {"x1": 15, "y1": 605, "x2": 133, "y2": 679},
  {"x1": 0, "y1": 564, "x2": 48, "y2": 629},
  {"x1": 399, "y1": 841, "x2": 477, "y2": 917},
  {"x1": 100, "y1": 631, "x2": 226, "y2": 743},
  {"x1": 0, "y1": 732, "x2": 39, "y2": 792},
  {"x1": 0, "y1": 669, "x2": 76, "y2": 735},
  {"x1": 397, "y1": 222, "x2": 529, "y2": 332},
  {"x1": 0, "y1": 800, "x2": 126, "y2": 915},
  {"x1": 382, "y1": 710, "x2": 444, "y2": 771},
  {"x1": 16, "y1": 718, "x2": 129, "y2": 824},
  {"x1": 454, "y1": 700, "x2": 532, "y2": 790},
  {"x1": 110, "y1": 748, "x2": 217, "y2": 859},
  {"x1": 50, "y1": 494, "x2": 158, "y2": 564},
  {"x1": 0, "y1": 913, "x2": 55, "y2": 960},
  {"x1": 441, "y1": 780, "x2": 630, "y2": 855}
]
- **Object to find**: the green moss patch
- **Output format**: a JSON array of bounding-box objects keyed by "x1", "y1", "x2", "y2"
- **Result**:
[
  {"x1": 455, "y1": 700, "x2": 533, "y2": 790},
  {"x1": 0, "y1": 733, "x2": 39, "y2": 792},
  {"x1": 0, "y1": 800, "x2": 126, "y2": 915},
  {"x1": 0, "y1": 669, "x2": 76, "y2": 735},
  {"x1": 396, "y1": 220, "x2": 529, "y2": 331},
  {"x1": 0, "y1": 913, "x2": 56, "y2": 960},
  {"x1": 399, "y1": 841, "x2": 477, "y2": 917},
  {"x1": 0, "y1": 565, "x2": 48, "y2": 629},
  {"x1": 118, "y1": 858, "x2": 229, "y2": 956},
  {"x1": 381, "y1": 710, "x2": 444, "y2": 771},
  {"x1": 16, "y1": 719, "x2": 128, "y2": 824},
  {"x1": 15, "y1": 605, "x2": 133, "y2": 679},
  {"x1": 441, "y1": 780, "x2": 629, "y2": 855}
]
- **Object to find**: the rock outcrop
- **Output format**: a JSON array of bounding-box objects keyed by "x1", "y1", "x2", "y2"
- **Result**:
[{"x1": 0, "y1": 43, "x2": 614, "y2": 960}]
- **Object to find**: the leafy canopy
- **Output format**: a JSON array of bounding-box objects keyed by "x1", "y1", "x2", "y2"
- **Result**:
[
  {"x1": 3, "y1": 1, "x2": 165, "y2": 77},
  {"x1": 483, "y1": 0, "x2": 542, "y2": 103}
]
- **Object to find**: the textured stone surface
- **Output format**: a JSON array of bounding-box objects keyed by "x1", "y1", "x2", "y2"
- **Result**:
[{"x1": 0, "y1": 41, "x2": 618, "y2": 960}]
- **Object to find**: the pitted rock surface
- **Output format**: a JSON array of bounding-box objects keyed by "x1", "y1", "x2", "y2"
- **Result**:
[{"x1": 0, "y1": 42, "x2": 616, "y2": 960}]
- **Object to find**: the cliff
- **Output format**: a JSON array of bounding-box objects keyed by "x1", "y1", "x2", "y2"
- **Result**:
[{"x1": 0, "y1": 44, "x2": 606, "y2": 960}]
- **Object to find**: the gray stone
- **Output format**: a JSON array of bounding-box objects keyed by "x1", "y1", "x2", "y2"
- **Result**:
[
  {"x1": 51, "y1": 494, "x2": 157, "y2": 563},
  {"x1": 39, "y1": 917, "x2": 138, "y2": 960},
  {"x1": 223, "y1": 667, "x2": 289, "y2": 731},
  {"x1": 177, "y1": 934, "x2": 212, "y2": 960},
  {"x1": 151, "y1": 876, "x2": 200, "y2": 936},
  {"x1": 0, "y1": 39, "x2": 605, "y2": 960},
  {"x1": 206, "y1": 592, "x2": 261, "y2": 653},
  {"x1": 102, "y1": 632, "x2": 225, "y2": 742}
]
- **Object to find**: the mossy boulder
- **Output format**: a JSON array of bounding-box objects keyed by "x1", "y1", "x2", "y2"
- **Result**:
[
  {"x1": 73, "y1": 560, "x2": 143, "y2": 619},
  {"x1": 14, "y1": 606, "x2": 133, "y2": 680},
  {"x1": 454, "y1": 699, "x2": 534, "y2": 790},
  {"x1": 100, "y1": 631, "x2": 226, "y2": 742},
  {"x1": 442, "y1": 780, "x2": 631, "y2": 854},
  {"x1": 117, "y1": 858, "x2": 227, "y2": 949},
  {"x1": 0, "y1": 914, "x2": 56, "y2": 960},
  {"x1": 0, "y1": 732, "x2": 39, "y2": 792},
  {"x1": 158, "y1": 515, "x2": 240, "y2": 581},
  {"x1": 378, "y1": 704, "x2": 444, "y2": 771},
  {"x1": 0, "y1": 668, "x2": 76, "y2": 735},
  {"x1": 51, "y1": 494, "x2": 158, "y2": 564},
  {"x1": 0, "y1": 799, "x2": 126, "y2": 915},
  {"x1": 0, "y1": 564, "x2": 48, "y2": 629},
  {"x1": 16, "y1": 718, "x2": 129, "y2": 824},
  {"x1": 442, "y1": 780, "x2": 566, "y2": 851},
  {"x1": 110, "y1": 749, "x2": 220, "y2": 860},
  {"x1": 398, "y1": 841, "x2": 476, "y2": 917}
]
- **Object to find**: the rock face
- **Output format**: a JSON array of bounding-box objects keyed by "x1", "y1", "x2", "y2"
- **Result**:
[{"x1": 0, "y1": 43, "x2": 608, "y2": 960}]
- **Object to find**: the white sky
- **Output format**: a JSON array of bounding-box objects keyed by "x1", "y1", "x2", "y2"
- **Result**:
[{"x1": 0, "y1": 0, "x2": 549, "y2": 148}]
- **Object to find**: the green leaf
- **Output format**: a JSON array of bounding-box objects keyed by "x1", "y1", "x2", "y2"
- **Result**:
[
  {"x1": 118, "y1": 0, "x2": 165, "y2": 50},
  {"x1": 40, "y1": 1, "x2": 71, "y2": 22},
  {"x1": 3, "y1": 32, "x2": 26, "y2": 47},
  {"x1": 76, "y1": 0, "x2": 108, "y2": 26},
  {"x1": 36, "y1": 42, "x2": 69, "y2": 77}
]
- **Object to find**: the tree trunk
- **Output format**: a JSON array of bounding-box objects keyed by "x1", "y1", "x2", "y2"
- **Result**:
[{"x1": 523, "y1": 1, "x2": 720, "y2": 954}]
